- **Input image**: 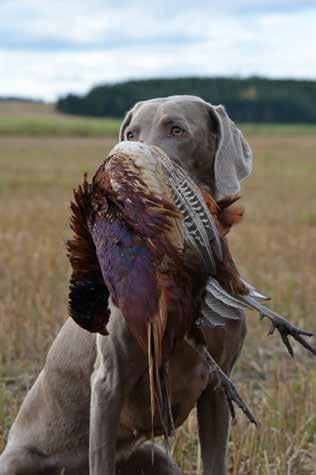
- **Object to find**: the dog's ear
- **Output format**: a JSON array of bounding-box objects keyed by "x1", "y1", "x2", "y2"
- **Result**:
[
  {"x1": 119, "y1": 101, "x2": 144, "y2": 141},
  {"x1": 208, "y1": 104, "x2": 252, "y2": 196}
]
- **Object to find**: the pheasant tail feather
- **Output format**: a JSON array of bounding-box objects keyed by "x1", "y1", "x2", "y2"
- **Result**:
[{"x1": 67, "y1": 176, "x2": 110, "y2": 334}]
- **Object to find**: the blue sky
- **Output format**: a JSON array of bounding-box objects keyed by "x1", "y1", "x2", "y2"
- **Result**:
[{"x1": 1, "y1": 0, "x2": 316, "y2": 101}]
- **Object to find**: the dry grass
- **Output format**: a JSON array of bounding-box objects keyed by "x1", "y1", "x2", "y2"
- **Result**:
[{"x1": 0, "y1": 131, "x2": 315, "y2": 474}]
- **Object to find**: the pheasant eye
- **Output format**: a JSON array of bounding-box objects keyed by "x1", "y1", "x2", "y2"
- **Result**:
[
  {"x1": 126, "y1": 131, "x2": 135, "y2": 141},
  {"x1": 171, "y1": 126, "x2": 185, "y2": 137}
]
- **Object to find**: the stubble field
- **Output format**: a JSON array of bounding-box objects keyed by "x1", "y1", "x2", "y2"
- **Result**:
[{"x1": 0, "y1": 109, "x2": 315, "y2": 474}]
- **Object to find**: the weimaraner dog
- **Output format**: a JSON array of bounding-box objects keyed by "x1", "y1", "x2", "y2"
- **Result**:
[{"x1": 0, "y1": 95, "x2": 252, "y2": 475}]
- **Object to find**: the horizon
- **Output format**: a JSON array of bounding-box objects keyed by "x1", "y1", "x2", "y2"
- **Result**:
[{"x1": 1, "y1": 74, "x2": 316, "y2": 104}]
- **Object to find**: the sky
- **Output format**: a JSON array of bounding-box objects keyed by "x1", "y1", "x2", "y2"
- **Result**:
[{"x1": 1, "y1": 0, "x2": 316, "y2": 101}]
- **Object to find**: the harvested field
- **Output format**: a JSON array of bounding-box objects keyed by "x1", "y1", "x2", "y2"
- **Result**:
[{"x1": 0, "y1": 128, "x2": 315, "y2": 474}]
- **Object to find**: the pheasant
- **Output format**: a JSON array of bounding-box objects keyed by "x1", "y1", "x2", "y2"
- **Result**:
[
  {"x1": 67, "y1": 141, "x2": 316, "y2": 433},
  {"x1": 68, "y1": 142, "x2": 200, "y2": 437}
]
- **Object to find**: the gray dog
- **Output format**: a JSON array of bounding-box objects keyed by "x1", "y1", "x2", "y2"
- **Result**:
[{"x1": 0, "y1": 95, "x2": 252, "y2": 475}]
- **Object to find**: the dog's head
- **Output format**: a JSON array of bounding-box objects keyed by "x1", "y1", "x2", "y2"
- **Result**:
[{"x1": 119, "y1": 95, "x2": 252, "y2": 197}]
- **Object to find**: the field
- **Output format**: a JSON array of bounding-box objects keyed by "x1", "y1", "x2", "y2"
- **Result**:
[
  {"x1": 0, "y1": 100, "x2": 120, "y2": 137},
  {"x1": 0, "y1": 103, "x2": 315, "y2": 474}
]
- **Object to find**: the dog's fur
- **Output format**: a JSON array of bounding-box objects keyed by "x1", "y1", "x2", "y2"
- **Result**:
[{"x1": 0, "y1": 96, "x2": 252, "y2": 475}]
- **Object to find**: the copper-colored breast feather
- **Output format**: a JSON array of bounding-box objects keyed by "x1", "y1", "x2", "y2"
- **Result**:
[
  {"x1": 201, "y1": 191, "x2": 248, "y2": 295},
  {"x1": 89, "y1": 144, "x2": 192, "y2": 351}
]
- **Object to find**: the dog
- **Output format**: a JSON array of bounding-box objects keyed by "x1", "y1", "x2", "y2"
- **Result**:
[{"x1": 0, "y1": 95, "x2": 252, "y2": 475}]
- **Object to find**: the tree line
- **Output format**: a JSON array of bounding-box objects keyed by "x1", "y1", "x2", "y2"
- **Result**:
[{"x1": 56, "y1": 77, "x2": 316, "y2": 123}]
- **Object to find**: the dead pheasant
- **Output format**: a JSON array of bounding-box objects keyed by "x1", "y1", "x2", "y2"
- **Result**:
[
  {"x1": 67, "y1": 141, "x2": 316, "y2": 433},
  {"x1": 68, "y1": 142, "x2": 199, "y2": 438}
]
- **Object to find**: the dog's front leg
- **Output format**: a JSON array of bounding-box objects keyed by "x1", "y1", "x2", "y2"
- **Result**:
[
  {"x1": 89, "y1": 333, "x2": 124, "y2": 475},
  {"x1": 89, "y1": 307, "x2": 147, "y2": 475},
  {"x1": 197, "y1": 384, "x2": 230, "y2": 475}
]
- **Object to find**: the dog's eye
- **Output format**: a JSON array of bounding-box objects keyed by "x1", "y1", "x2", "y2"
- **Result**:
[
  {"x1": 126, "y1": 131, "x2": 135, "y2": 141},
  {"x1": 170, "y1": 126, "x2": 185, "y2": 137}
]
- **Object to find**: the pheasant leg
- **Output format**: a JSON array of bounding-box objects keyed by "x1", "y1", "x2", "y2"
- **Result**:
[
  {"x1": 263, "y1": 313, "x2": 316, "y2": 357},
  {"x1": 185, "y1": 336, "x2": 257, "y2": 425}
]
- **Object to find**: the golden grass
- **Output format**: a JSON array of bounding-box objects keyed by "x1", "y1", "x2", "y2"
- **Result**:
[{"x1": 0, "y1": 132, "x2": 315, "y2": 474}]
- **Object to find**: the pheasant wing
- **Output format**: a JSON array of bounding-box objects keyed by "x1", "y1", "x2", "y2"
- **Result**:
[
  {"x1": 151, "y1": 146, "x2": 222, "y2": 272},
  {"x1": 201, "y1": 275, "x2": 316, "y2": 356}
]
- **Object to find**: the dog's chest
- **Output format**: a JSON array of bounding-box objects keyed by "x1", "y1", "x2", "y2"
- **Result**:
[{"x1": 118, "y1": 341, "x2": 210, "y2": 440}]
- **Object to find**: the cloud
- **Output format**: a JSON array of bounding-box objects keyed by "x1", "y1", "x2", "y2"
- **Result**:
[{"x1": 0, "y1": 0, "x2": 316, "y2": 100}]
